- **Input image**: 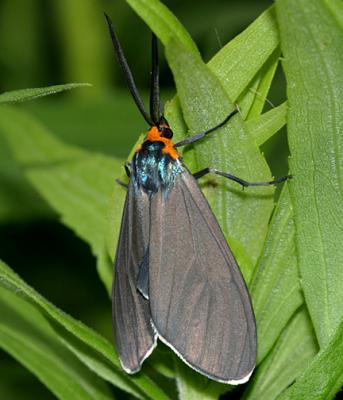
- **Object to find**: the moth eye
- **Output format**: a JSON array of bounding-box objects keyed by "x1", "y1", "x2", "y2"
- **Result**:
[{"x1": 160, "y1": 128, "x2": 173, "y2": 139}]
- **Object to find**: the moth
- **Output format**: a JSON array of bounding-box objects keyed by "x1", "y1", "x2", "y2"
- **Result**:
[{"x1": 105, "y1": 14, "x2": 287, "y2": 384}]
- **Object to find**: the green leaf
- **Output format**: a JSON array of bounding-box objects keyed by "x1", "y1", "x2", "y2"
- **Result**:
[
  {"x1": 278, "y1": 315, "x2": 343, "y2": 400},
  {"x1": 146, "y1": 346, "x2": 176, "y2": 380},
  {"x1": 126, "y1": 0, "x2": 198, "y2": 54},
  {"x1": 236, "y1": 48, "x2": 280, "y2": 121},
  {"x1": 164, "y1": 97, "x2": 188, "y2": 143},
  {"x1": 208, "y1": 6, "x2": 279, "y2": 102},
  {"x1": 0, "y1": 287, "x2": 113, "y2": 400},
  {"x1": 0, "y1": 83, "x2": 91, "y2": 104},
  {"x1": 243, "y1": 49, "x2": 280, "y2": 120},
  {"x1": 175, "y1": 359, "x2": 230, "y2": 400},
  {"x1": 250, "y1": 184, "x2": 303, "y2": 363},
  {"x1": 0, "y1": 106, "x2": 123, "y2": 294},
  {"x1": 242, "y1": 307, "x2": 318, "y2": 400},
  {"x1": 246, "y1": 102, "x2": 287, "y2": 147},
  {"x1": 276, "y1": 0, "x2": 343, "y2": 346},
  {"x1": 165, "y1": 38, "x2": 274, "y2": 267},
  {"x1": 0, "y1": 260, "x2": 170, "y2": 400}
]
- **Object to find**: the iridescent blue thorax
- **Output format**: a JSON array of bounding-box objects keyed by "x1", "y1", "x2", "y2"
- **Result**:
[{"x1": 132, "y1": 140, "x2": 183, "y2": 194}]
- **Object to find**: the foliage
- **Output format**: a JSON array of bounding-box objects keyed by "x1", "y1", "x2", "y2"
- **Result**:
[{"x1": 0, "y1": 0, "x2": 342, "y2": 399}]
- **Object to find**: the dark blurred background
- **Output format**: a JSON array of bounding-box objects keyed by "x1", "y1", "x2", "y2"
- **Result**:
[{"x1": 0, "y1": 0, "x2": 287, "y2": 398}]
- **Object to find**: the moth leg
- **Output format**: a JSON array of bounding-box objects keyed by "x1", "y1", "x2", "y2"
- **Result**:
[
  {"x1": 174, "y1": 107, "x2": 239, "y2": 148},
  {"x1": 194, "y1": 167, "x2": 291, "y2": 189},
  {"x1": 125, "y1": 161, "x2": 131, "y2": 177},
  {"x1": 116, "y1": 179, "x2": 128, "y2": 189},
  {"x1": 115, "y1": 161, "x2": 132, "y2": 189}
]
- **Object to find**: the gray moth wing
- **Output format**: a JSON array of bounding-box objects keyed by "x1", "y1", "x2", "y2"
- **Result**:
[
  {"x1": 148, "y1": 168, "x2": 257, "y2": 384},
  {"x1": 112, "y1": 181, "x2": 157, "y2": 373}
]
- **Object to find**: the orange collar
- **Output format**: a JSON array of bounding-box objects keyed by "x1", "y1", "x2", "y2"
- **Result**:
[{"x1": 145, "y1": 126, "x2": 179, "y2": 160}]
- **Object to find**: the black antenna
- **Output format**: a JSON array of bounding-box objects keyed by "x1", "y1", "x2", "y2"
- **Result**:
[
  {"x1": 150, "y1": 34, "x2": 160, "y2": 124},
  {"x1": 104, "y1": 13, "x2": 152, "y2": 125}
]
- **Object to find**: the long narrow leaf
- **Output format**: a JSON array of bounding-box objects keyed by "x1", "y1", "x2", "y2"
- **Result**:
[
  {"x1": 250, "y1": 184, "x2": 303, "y2": 363},
  {"x1": 0, "y1": 83, "x2": 91, "y2": 104},
  {"x1": 278, "y1": 316, "x2": 343, "y2": 400},
  {"x1": 126, "y1": 0, "x2": 198, "y2": 54},
  {"x1": 0, "y1": 261, "x2": 170, "y2": 400},
  {"x1": 242, "y1": 307, "x2": 318, "y2": 400},
  {"x1": 237, "y1": 49, "x2": 280, "y2": 120},
  {"x1": 208, "y1": 6, "x2": 279, "y2": 101},
  {"x1": 276, "y1": 0, "x2": 343, "y2": 346},
  {"x1": 244, "y1": 49, "x2": 280, "y2": 119},
  {"x1": 175, "y1": 359, "x2": 229, "y2": 400},
  {"x1": 247, "y1": 102, "x2": 287, "y2": 146},
  {"x1": 0, "y1": 287, "x2": 113, "y2": 400}
]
